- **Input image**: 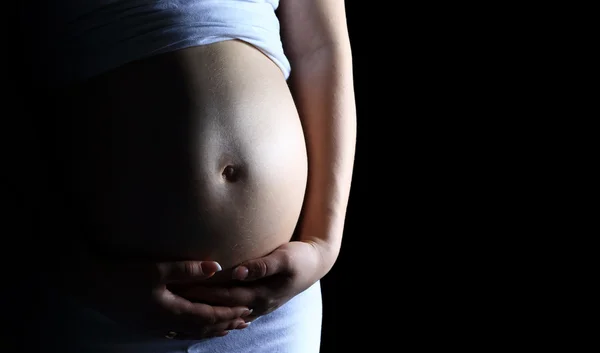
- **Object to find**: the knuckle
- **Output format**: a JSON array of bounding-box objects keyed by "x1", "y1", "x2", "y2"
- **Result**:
[
  {"x1": 183, "y1": 262, "x2": 199, "y2": 276},
  {"x1": 221, "y1": 287, "x2": 233, "y2": 302},
  {"x1": 255, "y1": 296, "x2": 275, "y2": 312},
  {"x1": 176, "y1": 301, "x2": 194, "y2": 316},
  {"x1": 253, "y1": 260, "x2": 268, "y2": 278},
  {"x1": 199, "y1": 326, "x2": 211, "y2": 338},
  {"x1": 266, "y1": 298, "x2": 278, "y2": 310},
  {"x1": 207, "y1": 307, "x2": 218, "y2": 326},
  {"x1": 280, "y1": 250, "x2": 293, "y2": 269}
]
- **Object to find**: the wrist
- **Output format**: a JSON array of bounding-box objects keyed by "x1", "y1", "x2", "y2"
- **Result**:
[{"x1": 302, "y1": 236, "x2": 341, "y2": 277}]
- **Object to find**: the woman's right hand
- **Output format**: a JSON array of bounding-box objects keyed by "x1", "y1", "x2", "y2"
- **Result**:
[{"x1": 67, "y1": 256, "x2": 252, "y2": 340}]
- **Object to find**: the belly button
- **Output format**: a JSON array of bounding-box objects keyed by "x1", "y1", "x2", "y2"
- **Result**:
[{"x1": 222, "y1": 165, "x2": 241, "y2": 182}]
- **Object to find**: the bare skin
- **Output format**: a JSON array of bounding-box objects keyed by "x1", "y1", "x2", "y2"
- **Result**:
[
  {"x1": 58, "y1": 40, "x2": 308, "y2": 270},
  {"x1": 44, "y1": 0, "x2": 355, "y2": 342}
]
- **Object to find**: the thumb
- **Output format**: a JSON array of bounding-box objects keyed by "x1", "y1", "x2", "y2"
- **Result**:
[
  {"x1": 157, "y1": 261, "x2": 223, "y2": 283},
  {"x1": 232, "y1": 249, "x2": 288, "y2": 281}
]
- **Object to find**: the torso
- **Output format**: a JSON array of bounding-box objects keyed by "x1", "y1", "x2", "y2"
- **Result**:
[{"x1": 55, "y1": 40, "x2": 307, "y2": 269}]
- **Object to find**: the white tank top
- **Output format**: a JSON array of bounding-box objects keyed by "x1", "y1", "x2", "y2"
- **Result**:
[{"x1": 39, "y1": 0, "x2": 290, "y2": 86}]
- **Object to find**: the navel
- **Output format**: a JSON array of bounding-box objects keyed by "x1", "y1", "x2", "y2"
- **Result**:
[{"x1": 222, "y1": 165, "x2": 241, "y2": 182}]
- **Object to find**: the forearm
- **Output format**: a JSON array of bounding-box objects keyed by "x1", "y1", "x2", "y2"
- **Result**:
[{"x1": 289, "y1": 44, "x2": 356, "y2": 270}]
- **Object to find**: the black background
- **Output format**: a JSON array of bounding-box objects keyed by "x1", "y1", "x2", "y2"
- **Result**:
[
  {"x1": 8, "y1": 3, "x2": 375, "y2": 352},
  {"x1": 6, "y1": 2, "x2": 516, "y2": 352}
]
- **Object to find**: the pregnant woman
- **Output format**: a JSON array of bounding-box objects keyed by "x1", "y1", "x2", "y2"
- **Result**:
[{"x1": 31, "y1": 0, "x2": 356, "y2": 352}]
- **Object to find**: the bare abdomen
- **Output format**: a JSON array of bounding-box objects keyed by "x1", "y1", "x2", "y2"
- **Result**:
[{"x1": 60, "y1": 41, "x2": 307, "y2": 270}]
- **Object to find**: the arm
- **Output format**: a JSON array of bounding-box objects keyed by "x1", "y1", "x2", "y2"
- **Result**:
[
  {"x1": 278, "y1": 0, "x2": 356, "y2": 273},
  {"x1": 172, "y1": 1, "x2": 356, "y2": 317}
]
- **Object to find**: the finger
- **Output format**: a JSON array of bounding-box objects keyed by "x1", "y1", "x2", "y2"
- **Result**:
[
  {"x1": 160, "y1": 290, "x2": 252, "y2": 325},
  {"x1": 195, "y1": 317, "x2": 251, "y2": 340},
  {"x1": 179, "y1": 285, "x2": 258, "y2": 307},
  {"x1": 186, "y1": 303, "x2": 253, "y2": 325},
  {"x1": 178, "y1": 285, "x2": 276, "y2": 319},
  {"x1": 186, "y1": 317, "x2": 248, "y2": 339},
  {"x1": 233, "y1": 249, "x2": 289, "y2": 281},
  {"x1": 157, "y1": 261, "x2": 223, "y2": 283}
]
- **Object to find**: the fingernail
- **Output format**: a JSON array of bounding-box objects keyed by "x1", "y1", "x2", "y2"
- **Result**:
[
  {"x1": 236, "y1": 323, "x2": 249, "y2": 329},
  {"x1": 242, "y1": 309, "x2": 253, "y2": 317},
  {"x1": 233, "y1": 266, "x2": 249, "y2": 280},
  {"x1": 202, "y1": 261, "x2": 222, "y2": 273}
]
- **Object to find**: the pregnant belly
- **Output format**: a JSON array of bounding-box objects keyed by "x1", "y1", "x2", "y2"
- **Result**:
[{"x1": 59, "y1": 41, "x2": 308, "y2": 270}]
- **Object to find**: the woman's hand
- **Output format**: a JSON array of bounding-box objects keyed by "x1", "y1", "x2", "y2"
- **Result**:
[
  {"x1": 174, "y1": 241, "x2": 330, "y2": 321},
  {"x1": 68, "y1": 257, "x2": 253, "y2": 340}
]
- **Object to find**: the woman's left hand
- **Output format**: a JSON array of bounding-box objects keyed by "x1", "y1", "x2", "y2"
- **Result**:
[{"x1": 173, "y1": 241, "x2": 330, "y2": 320}]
